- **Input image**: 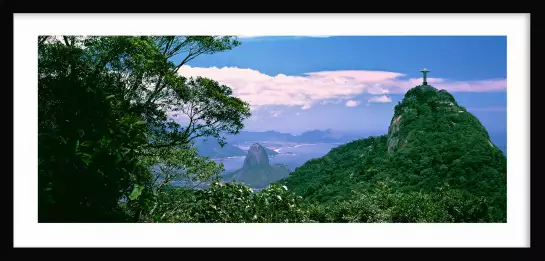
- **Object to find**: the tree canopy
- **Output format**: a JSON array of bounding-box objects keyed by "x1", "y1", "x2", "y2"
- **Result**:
[
  {"x1": 280, "y1": 85, "x2": 507, "y2": 223},
  {"x1": 38, "y1": 36, "x2": 251, "y2": 222}
]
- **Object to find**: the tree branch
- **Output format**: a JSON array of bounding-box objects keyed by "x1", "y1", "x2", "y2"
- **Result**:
[
  {"x1": 39, "y1": 36, "x2": 50, "y2": 46},
  {"x1": 187, "y1": 133, "x2": 206, "y2": 143},
  {"x1": 173, "y1": 45, "x2": 207, "y2": 73},
  {"x1": 143, "y1": 73, "x2": 166, "y2": 106},
  {"x1": 179, "y1": 101, "x2": 198, "y2": 141},
  {"x1": 145, "y1": 39, "x2": 211, "y2": 106},
  {"x1": 162, "y1": 37, "x2": 174, "y2": 56},
  {"x1": 147, "y1": 138, "x2": 189, "y2": 149},
  {"x1": 63, "y1": 36, "x2": 71, "y2": 46},
  {"x1": 166, "y1": 38, "x2": 190, "y2": 58}
]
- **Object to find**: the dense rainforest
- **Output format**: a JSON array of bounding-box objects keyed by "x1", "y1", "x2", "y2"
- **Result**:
[
  {"x1": 279, "y1": 86, "x2": 507, "y2": 222},
  {"x1": 38, "y1": 36, "x2": 506, "y2": 223}
]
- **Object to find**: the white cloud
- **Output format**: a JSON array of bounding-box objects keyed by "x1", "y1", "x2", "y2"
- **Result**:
[
  {"x1": 368, "y1": 95, "x2": 392, "y2": 103},
  {"x1": 367, "y1": 84, "x2": 390, "y2": 95},
  {"x1": 345, "y1": 100, "x2": 360, "y2": 107},
  {"x1": 177, "y1": 65, "x2": 506, "y2": 110}
]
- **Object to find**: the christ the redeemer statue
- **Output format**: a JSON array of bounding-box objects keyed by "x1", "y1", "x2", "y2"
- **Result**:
[{"x1": 420, "y1": 68, "x2": 430, "y2": 85}]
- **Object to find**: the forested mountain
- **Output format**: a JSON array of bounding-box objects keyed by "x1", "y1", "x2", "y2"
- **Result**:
[{"x1": 279, "y1": 85, "x2": 507, "y2": 222}]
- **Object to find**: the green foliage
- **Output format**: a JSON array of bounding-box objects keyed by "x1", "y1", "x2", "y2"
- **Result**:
[
  {"x1": 38, "y1": 35, "x2": 247, "y2": 222},
  {"x1": 279, "y1": 135, "x2": 389, "y2": 204},
  {"x1": 129, "y1": 184, "x2": 145, "y2": 201},
  {"x1": 281, "y1": 85, "x2": 507, "y2": 222},
  {"x1": 306, "y1": 180, "x2": 499, "y2": 223},
  {"x1": 140, "y1": 182, "x2": 310, "y2": 223},
  {"x1": 170, "y1": 76, "x2": 251, "y2": 147},
  {"x1": 38, "y1": 38, "x2": 152, "y2": 222}
]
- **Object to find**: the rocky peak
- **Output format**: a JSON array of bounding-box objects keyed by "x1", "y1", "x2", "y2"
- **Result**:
[{"x1": 243, "y1": 143, "x2": 270, "y2": 168}]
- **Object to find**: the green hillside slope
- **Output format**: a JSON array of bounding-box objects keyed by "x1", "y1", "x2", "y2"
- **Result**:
[{"x1": 279, "y1": 85, "x2": 507, "y2": 222}]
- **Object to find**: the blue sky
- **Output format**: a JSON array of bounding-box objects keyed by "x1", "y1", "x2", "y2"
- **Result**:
[{"x1": 173, "y1": 36, "x2": 506, "y2": 137}]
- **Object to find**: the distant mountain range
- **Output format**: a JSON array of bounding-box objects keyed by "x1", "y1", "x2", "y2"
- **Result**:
[
  {"x1": 193, "y1": 129, "x2": 366, "y2": 159},
  {"x1": 225, "y1": 129, "x2": 365, "y2": 144},
  {"x1": 194, "y1": 138, "x2": 278, "y2": 159}
]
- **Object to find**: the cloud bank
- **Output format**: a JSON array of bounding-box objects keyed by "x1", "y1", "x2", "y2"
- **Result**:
[{"x1": 178, "y1": 66, "x2": 506, "y2": 110}]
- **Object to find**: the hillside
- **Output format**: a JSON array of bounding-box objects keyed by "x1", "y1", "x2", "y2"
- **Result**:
[
  {"x1": 224, "y1": 143, "x2": 291, "y2": 188},
  {"x1": 279, "y1": 85, "x2": 507, "y2": 222}
]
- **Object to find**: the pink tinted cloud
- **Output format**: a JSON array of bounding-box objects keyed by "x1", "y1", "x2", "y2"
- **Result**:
[
  {"x1": 433, "y1": 79, "x2": 507, "y2": 92},
  {"x1": 368, "y1": 95, "x2": 392, "y2": 103},
  {"x1": 178, "y1": 66, "x2": 402, "y2": 109},
  {"x1": 177, "y1": 66, "x2": 506, "y2": 109},
  {"x1": 373, "y1": 77, "x2": 506, "y2": 94},
  {"x1": 345, "y1": 100, "x2": 360, "y2": 107}
]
